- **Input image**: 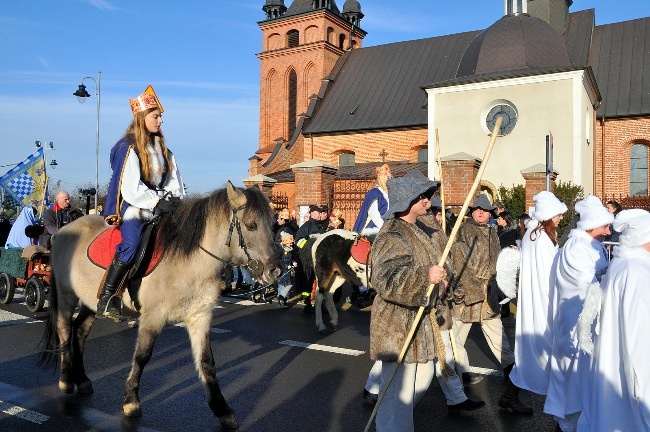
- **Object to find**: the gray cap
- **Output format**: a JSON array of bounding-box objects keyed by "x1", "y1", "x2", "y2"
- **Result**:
[
  {"x1": 383, "y1": 171, "x2": 440, "y2": 220},
  {"x1": 467, "y1": 194, "x2": 496, "y2": 216}
]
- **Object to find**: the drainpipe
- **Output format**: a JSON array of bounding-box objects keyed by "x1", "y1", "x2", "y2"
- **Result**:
[{"x1": 599, "y1": 115, "x2": 605, "y2": 198}]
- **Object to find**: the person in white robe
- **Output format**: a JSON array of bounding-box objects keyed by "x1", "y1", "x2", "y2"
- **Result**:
[
  {"x1": 577, "y1": 209, "x2": 650, "y2": 432},
  {"x1": 544, "y1": 196, "x2": 613, "y2": 432},
  {"x1": 509, "y1": 191, "x2": 567, "y2": 396}
]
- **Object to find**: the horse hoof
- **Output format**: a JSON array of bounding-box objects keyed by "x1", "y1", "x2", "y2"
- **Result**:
[
  {"x1": 219, "y1": 413, "x2": 239, "y2": 430},
  {"x1": 58, "y1": 381, "x2": 74, "y2": 394},
  {"x1": 76, "y1": 380, "x2": 94, "y2": 394},
  {"x1": 123, "y1": 402, "x2": 142, "y2": 418}
]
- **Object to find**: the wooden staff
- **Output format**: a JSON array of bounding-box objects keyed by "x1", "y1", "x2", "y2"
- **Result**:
[
  {"x1": 364, "y1": 117, "x2": 503, "y2": 432},
  {"x1": 435, "y1": 128, "x2": 446, "y2": 233}
]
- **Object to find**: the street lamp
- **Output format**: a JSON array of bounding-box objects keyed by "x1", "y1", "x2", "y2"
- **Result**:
[
  {"x1": 73, "y1": 71, "x2": 101, "y2": 212},
  {"x1": 35, "y1": 140, "x2": 58, "y2": 169}
]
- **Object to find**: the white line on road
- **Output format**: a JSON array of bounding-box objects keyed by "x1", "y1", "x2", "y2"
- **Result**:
[
  {"x1": 0, "y1": 399, "x2": 49, "y2": 424},
  {"x1": 468, "y1": 365, "x2": 503, "y2": 377},
  {"x1": 279, "y1": 340, "x2": 365, "y2": 356},
  {"x1": 0, "y1": 310, "x2": 40, "y2": 327}
]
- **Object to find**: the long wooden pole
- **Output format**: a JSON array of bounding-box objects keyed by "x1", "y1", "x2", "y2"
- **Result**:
[
  {"x1": 364, "y1": 117, "x2": 503, "y2": 432},
  {"x1": 435, "y1": 128, "x2": 446, "y2": 233}
]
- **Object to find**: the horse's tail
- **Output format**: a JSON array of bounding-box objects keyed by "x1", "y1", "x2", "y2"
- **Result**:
[
  {"x1": 298, "y1": 237, "x2": 317, "y2": 281},
  {"x1": 38, "y1": 269, "x2": 60, "y2": 371}
]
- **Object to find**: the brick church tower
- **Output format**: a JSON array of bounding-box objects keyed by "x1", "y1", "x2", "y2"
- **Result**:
[{"x1": 255, "y1": 0, "x2": 366, "y2": 173}]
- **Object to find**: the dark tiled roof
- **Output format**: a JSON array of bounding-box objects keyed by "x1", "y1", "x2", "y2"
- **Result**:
[
  {"x1": 457, "y1": 14, "x2": 573, "y2": 78},
  {"x1": 590, "y1": 17, "x2": 650, "y2": 118},
  {"x1": 285, "y1": 0, "x2": 342, "y2": 19},
  {"x1": 302, "y1": 31, "x2": 480, "y2": 134},
  {"x1": 561, "y1": 8, "x2": 594, "y2": 67}
]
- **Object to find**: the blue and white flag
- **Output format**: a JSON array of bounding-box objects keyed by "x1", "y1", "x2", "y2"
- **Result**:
[{"x1": 0, "y1": 148, "x2": 46, "y2": 207}]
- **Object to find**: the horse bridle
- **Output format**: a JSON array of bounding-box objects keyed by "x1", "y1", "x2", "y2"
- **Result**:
[{"x1": 199, "y1": 204, "x2": 264, "y2": 278}]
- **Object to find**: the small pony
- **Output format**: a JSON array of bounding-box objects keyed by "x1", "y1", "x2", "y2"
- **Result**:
[
  {"x1": 40, "y1": 181, "x2": 281, "y2": 430},
  {"x1": 299, "y1": 229, "x2": 370, "y2": 332}
]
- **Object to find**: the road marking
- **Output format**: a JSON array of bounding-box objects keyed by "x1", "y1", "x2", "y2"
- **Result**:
[
  {"x1": 0, "y1": 399, "x2": 49, "y2": 424},
  {"x1": 173, "y1": 323, "x2": 231, "y2": 334},
  {"x1": 279, "y1": 340, "x2": 365, "y2": 356},
  {"x1": 220, "y1": 297, "x2": 262, "y2": 306},
  {"x1": 469, "y1": 365, "x2": 503, "y2": 377},
  {"x1": 0, "y1": 310, "x2": 39, "y2": 327}
]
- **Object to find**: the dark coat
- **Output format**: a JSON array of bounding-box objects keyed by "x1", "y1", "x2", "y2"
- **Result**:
[
  {"x1": 449, "y1": 219, "x2": 501, "y2": 322},
  {"x1": 39, "y1": 206, "x2": 83, "y2": 248}
]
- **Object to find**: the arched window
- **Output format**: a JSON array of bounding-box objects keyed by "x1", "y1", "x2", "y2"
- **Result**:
[
  {"x1": 630, "y1": 143, "x2": 649, "y2": 196},
  {"x1": 339, "y1": 153, "x2": 355, "y2": 167},
  {"x1": 287, "y1": 29, "x2": 299, "y2": 48},
  {"x1": 287, "y1": 69, "x2": 297, "y2": 139},
  {"x1": 338, "y1": 34, "x2": 346, "y2": 50}
]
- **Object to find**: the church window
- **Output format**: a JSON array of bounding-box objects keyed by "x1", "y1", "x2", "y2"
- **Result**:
[
  {"x1": 630, "y1": 143, "x2": 648, "y2": 196},
  {"x1": 327, "y1": 27, "x2": 334, "y2": 44},
  {"x1": 339, "y1": 153, "x2": 355, "y2": 167},
  {"x1": 417, "y1": 148, "x2": 428, "y2": 163},
  {"x1": 339, "y1": 33, "x2": 346, "y2": 50},
  {"x1": 287, "y1": 30, "x2": 299, "y2": 48},
  {"x1": 505, "y1": 0, "x2": 526, "y2": 15},
  {"x1": 288, "y1": 69, "x2": 298, "y2": 139}
]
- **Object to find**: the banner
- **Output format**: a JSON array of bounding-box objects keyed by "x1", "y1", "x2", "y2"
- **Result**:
[{"x1": 0, "y1": 148, "x2": 47, "y2": 208}]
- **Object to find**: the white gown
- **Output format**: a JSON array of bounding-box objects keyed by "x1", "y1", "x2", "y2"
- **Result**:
[
  {"x1": 544, "y1": 230, "x2": 608, "y2": 420},
  {"x1": 578, "y1": 245, "x2": 650, "y2": 432},
  {"x1": 510, "y1": 220, "x2": 558, "y2": 395}
]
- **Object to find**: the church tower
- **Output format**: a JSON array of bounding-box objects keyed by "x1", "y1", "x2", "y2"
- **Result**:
[{"x1": 256, "y1": 0, "x2": 366, "y2": 168}]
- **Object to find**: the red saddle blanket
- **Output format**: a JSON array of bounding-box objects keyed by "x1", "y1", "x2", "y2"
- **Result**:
[
  {"x1": 351, "y1": 237, "x2": 371, "y2": 264},
  {"x1": 87, "y1": 226, "x2": 162, "y2": 276}
]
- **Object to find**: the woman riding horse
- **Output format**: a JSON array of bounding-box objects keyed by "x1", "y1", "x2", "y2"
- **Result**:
[{"x1": 98, "y1": 85, "x2": 184, "y2": 320}]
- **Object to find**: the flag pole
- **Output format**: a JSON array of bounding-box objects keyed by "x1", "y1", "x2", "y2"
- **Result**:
[{"x1": 435, "y1": 128, "x2": 446, "y2": 233}]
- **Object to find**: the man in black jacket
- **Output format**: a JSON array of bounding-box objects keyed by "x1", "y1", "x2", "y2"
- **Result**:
[
  {"x1": 39, "y1": 191, "x2": 83, "y2": 249},
  {"x1": 295, "y1": 204, "x2": 328, "y2": 312}
]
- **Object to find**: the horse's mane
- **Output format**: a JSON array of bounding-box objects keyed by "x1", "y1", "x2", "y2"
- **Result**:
[{"x1": 157, "y1": 186, "x2": 271, "y2": 259}]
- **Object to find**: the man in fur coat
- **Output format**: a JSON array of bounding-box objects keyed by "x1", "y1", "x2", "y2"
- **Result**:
[
  {"x1": 449, "y1": 194, "x2": 532, "y2": 414},
  {"x1": 577, "y1": 209, "x2": 650, "y2": 432},
  {"x1": 544, "y1": 195, "x2": 613, "y2": 432},
  {"x1": 369, "y1": 173, "x2": 449, "y2": 432}
]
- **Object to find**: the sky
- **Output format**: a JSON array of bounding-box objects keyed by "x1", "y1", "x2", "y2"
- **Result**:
[{"x1": 1, "y1": 0, "x2": 648, "y2": 197}]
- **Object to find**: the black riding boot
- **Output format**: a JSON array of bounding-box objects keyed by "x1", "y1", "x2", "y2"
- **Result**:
[
  {"x1": 97, "y1": 255, "x2": 131, "y2": 321},
  {"x1": 498, "y1": 364, "x2": 534, "y2": 415}
]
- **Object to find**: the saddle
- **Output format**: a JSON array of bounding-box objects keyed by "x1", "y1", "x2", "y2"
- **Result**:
[
  {"x1": 351, "y1": 236, "x2": 372, "y2": 264},
  {"x1": 88, "y1": 221, "x2": 163, "y2": 310}
]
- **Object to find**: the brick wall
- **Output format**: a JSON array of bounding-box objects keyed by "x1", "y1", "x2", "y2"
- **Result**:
[
  {"x1": 441, "y1": 158, "x2": 480, "y2": 211},
  {"x1": 594, "y1": 116, "x2": 650, "y2": 197}
]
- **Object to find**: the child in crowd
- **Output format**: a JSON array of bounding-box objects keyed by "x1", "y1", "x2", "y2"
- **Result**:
[{"x1": 277, "y1": 231, "x2": 298, "y2": 308}]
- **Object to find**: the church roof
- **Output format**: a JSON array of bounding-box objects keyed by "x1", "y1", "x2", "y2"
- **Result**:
[
  {"x1": 300, "y1": 8, "x2": 650, "y2": 135},
  {"x1": 284, "y1": 0, "x2": 342, "y2": 19}
]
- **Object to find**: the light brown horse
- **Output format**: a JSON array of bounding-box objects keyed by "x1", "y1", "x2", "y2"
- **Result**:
[{"x1": 40, "y1": 181, "x2": 281, "y2": 430}]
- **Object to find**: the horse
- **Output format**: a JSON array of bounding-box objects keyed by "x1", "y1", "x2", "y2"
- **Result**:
[
  {"x1": 40, "y1": 181, "x2": 281, "y2": 430},
  {"x1": 299, "y1": 229, "x2": 370, "y2": 333}
]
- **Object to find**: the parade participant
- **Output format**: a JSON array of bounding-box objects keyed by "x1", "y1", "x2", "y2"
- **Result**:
[
  {"x1": 544, "y1": 196, "x2": 613, "y2": 432},
  {"x1": 295, "y1": 204, "x2": 328, "y2": 312},
  {"x1": 0, "y1": 208, "x2": 11, "y2": 247},
  {"x1": 39, "y1": 190, "x2": 83, "y2": 249},
  {"x1": 5, "y1": 204, "x2": 38, "y2": 248},
  {"x1": 578, "y1": 209, "x2": 650, "y2": 431},
  {"x1": 364, "y1": 171, "x2": 484, "y2": 414},
  {"x1": 508, "y1": 191, "x2": 566, "y2": 404},
  {"x1": 369, "y1": 173, "x2": 449, "y2": 431},
  {"x1": 97, "y1": 85, "x2": 185, "y2": 320},
  {"x1": 353, "y1": 164, "x2": 391, "y2": 237},
  {"x1": 448, "y1": 194, "x2": 532, "y2": 413}
]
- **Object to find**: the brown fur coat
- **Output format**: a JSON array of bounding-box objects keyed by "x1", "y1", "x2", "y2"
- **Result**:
[
  {"x1": 369, "y1": 217, "x2": 448, "y2": 364},
  {"x1": 449, "y1": 219, "x2": 501, "y2": 322}
]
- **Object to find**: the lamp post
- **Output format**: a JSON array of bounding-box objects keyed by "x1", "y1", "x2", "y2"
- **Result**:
[{"x1": 73, "y1": 71, "x2": 101, "y2": 212}]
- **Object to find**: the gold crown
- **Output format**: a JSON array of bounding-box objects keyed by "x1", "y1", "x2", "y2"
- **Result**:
[{"x1": 129, "y1": 85, "x2": 164, "y2": 115}]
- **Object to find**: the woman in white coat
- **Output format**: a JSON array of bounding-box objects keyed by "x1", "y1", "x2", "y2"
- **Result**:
[
  {"x1": 509, "y1": 191, "x2": 567, "y2": 396},
  {"x1": 578, "y1": 209, "x2": 650, "y2": 432},
  {"x1": 544, "y1": 196, "x2": 613, "y2": 432}
]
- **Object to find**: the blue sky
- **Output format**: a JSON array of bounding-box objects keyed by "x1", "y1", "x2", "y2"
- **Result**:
[{"x1": 1, "y1": 0, "x2": 648, "y2": 196}]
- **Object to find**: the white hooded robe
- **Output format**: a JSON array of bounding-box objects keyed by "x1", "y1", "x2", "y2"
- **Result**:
[
  {"x1": 577, "y1": 246, "x2": 650, "y2": 432},
  {"x1": 544, "y1": 229, "x2": 608, "y2": 420},
  {"x1": 510, "y1": 220, "x2": 558, "y2": 395}
]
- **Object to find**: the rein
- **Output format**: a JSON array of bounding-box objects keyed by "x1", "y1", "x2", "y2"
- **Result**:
[{"x1": 199, "y1": 203, "x2": 264, "y2": 278}]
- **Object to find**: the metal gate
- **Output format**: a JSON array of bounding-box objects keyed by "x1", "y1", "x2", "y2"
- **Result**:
[
  {"x1": 330, "y1": 179, "x2": 375, "y2": 229},
  {"x1": 270, "y1": 191, "x2": 289, "y2": 210}
]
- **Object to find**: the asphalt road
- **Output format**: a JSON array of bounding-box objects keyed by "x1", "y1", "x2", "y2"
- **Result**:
[{"x1": 0, "y1": 286, "x2": 557, "y2": 432}]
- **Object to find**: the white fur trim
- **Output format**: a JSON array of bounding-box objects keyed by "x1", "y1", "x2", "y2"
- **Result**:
[
  {"x1": 147, "y1": 137, "x2": 165, "y2": 187},
  {"x1": 496, "y1": 247, "x2": 520, "y2": 300},
  {"x1": 122, "y1": 205, "x2": 155, "y2": 221},
  {"x1": 577, "y1": 281, "x2": 602, "y2": 356}
]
